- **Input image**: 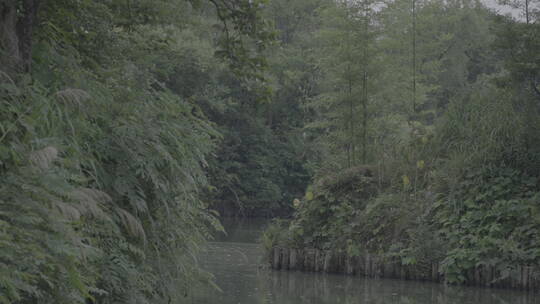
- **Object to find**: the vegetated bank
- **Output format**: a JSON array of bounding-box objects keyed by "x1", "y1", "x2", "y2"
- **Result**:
[
  {"x1": 264, "y1": 167, "x2": 540, "y2": 291},
  {"x1": 0, "y1": 1, "x2": 274, "y2": 303},
  {"x1": 260, "y1": 0, "x2": 540, "y2": 292}
]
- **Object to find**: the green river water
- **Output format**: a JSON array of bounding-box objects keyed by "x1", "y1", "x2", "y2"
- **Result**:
[{"x1": 189, "y1": 219, "x2": 538, "y2": 304}]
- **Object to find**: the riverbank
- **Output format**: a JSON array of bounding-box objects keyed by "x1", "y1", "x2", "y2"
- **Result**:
[
  {"x1": 269, "y1": 247, "x2": 540, "y2": 291},
  {"x1": 191, "y1": 219, "x2": 540, "y2": 304}
]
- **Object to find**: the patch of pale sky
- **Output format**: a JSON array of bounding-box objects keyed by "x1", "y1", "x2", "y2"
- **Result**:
[
  {"x1": 358, "y1": 0, "x2": 536, "y2": 21},
  {"x1": 483, "y1": 0, "x2": 523, "y2": 19}
]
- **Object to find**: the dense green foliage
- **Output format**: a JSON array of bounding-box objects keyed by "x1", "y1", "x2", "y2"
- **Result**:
[
  {"x1": 3, "y1": 0, "x2": 540, "y2": 300},
  {"x1": 265, "y1": 0, "x2": 540, "y2": 286},
  {"x1": 204, "y1": 0, "x2": 323, "y2": 216},
  {"x1": 0, "y1": 0, "x2": 275, "y2": 303}
]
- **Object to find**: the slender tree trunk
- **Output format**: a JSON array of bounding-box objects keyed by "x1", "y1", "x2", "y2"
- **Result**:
[
  {"x1": 525, "y1": 0, "x2": 529, "y2": 25},
  {"x1": 362, "y1": 1, "x2": 369, "y2": 165},
  {"x1": 346, "y1": 113, "x2": 351, "y2": 168},
  {"x1": 349, "y1": 77, "x2": 355, "y2": 166},
  {"x1": 523, "y1": 0, "x2": 539, "y2": 101},
  {"x1": 412, "y1": 0, "x2": 417, "y2": 115},
  {"x1": 344, "y1": 12, "x2": 355, "y2": 168},
  {"x1": 362, "y1": 70, "x2": 367, "y2": 164}
]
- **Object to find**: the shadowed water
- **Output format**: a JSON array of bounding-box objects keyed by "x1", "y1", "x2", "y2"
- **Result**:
[{"x1": 189, "y1": 219, "x2": 539, "y2": 304}]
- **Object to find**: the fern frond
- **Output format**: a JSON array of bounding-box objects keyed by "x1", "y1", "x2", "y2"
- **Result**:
[
  {"x1": 55, "y1": 89, "x2": 91, "y2": 106},
  {"x1": 28, "y1": 146, "x2": 58, "y2": 170},
  {"x1": 53, "y1": 201, "x2": 81, "y2": 221},
  {"x1": 70, "y1": 188, "x2": 111, "y2": 220},
  {"x1": 115, "y1": 208, "x2": 146, "y2": 244}
]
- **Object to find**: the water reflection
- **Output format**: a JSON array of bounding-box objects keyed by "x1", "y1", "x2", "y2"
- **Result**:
[
  {"x1": 213, "y1": 217, "x2": 269, "y2": 243},
  {"x1": 189, "y1": 220, "x2": 538, "y2": 304},
  {"x1": 266, "y1": 270, "x2": 537, "y2": 304}
]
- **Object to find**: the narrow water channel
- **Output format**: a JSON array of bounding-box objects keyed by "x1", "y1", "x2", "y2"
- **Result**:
[{"x1": 189, "y1": 219, "x2": 538, "y2": 304}]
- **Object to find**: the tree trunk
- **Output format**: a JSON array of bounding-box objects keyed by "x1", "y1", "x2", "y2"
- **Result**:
[
  {"x1": 349, "y1": 77, "x2": 355, "y2": 166},
  {"x1": 362, "y1": 1, "x2": 369, "y2": 165},
  {"x1": 362, "y1": 70, "x2": 367, "y2": 164},
  {"x1": 0, "y1": 0, "x2": 40, "y2": 77},
  {"x1": 411, "y1": 0, "x2": 417, "y2": 115},
  {"x1": 525, "y1": 0, "x2": 529, "y2": 25},
  {"x1": 0, "y1": 1, "x2": 20, "y2": 75}
]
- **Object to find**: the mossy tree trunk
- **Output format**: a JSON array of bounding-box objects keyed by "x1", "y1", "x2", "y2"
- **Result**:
[{"x1": 0, "y1": 0, "x2": 41, "y2": 77}]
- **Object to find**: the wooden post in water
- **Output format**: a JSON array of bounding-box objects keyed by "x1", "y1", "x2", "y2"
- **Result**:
[
  {"x1": 345, "y1": 255, "x2": 354, "y2": 275},
  {"x1": 304, "y1": 249, "x2": 315, "y2": 271},
  {"x1": 314, "y1": 249, "x2": 319, "y2": 271},
  {"x1": 289, "y1": 249, "x2": 298, "y2": 270},
  {"x1": 269, "y1": 246, "x2": 540, "y2": 291},
  {"x1": 365, "y1": 252, "x2": 371, "y2": 277},
  {"x1": 281, "y1": 248, "x2": 290, "y2": 270},
  {"x1": 323, "y1": 251, "x2": 332, "y2": 272},
  {"x1": 273, "y1": 247, "x2": 281, "y2": 269}
]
